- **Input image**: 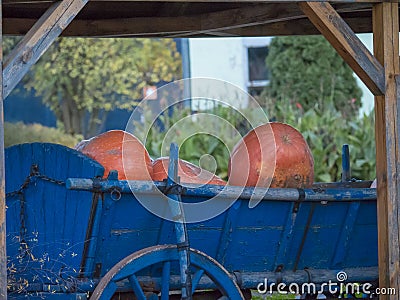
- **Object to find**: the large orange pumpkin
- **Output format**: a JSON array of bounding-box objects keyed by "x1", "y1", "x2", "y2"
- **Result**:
[
  {"x1": 228, "y1": 122, "x2": 314, "y2": 188},
  {"x1": 76, "y1": 130, "x2": 153, "y2": 180},
  {"x1": 152, "y1": 157, "x2": 226, "y2": 185}
]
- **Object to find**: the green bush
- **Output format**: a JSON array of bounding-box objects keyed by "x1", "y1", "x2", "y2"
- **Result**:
[
  {"x1": 4, "y1": 122, "x2": 81, "y2": 148},
  {"x1": 262, "y1": 36, "x2": 362, "y2": 119}
]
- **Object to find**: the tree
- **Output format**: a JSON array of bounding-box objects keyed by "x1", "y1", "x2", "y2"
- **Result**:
[
  {"x1": 261, "y1": 36, "x2": 362, "y2": 119},
  {"x1": 21, "y1": 38, "x2": 181, "y2": 137}
]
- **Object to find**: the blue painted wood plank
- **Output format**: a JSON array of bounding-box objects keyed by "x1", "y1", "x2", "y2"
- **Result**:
[
  {"x1": 5, "y1": 143, "x2": 104, "y2": 288},
  {"x1": 9, "y1": 292, "x2": 88, "y2": 299},
  {"x1": 157, "y1": 216, "x2": 175, "y2": 245},
  {"x1": 274, "y1": 202, "x2": 300, "y2": 269},
  {"x1": 331, "y1": 202, "x2": 361, "y2": 268},
  {"x1": 216, "y1": 200, "x2": 241, "y2": 265}
]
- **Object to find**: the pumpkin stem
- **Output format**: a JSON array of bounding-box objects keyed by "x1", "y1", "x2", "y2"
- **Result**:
[{"x1": 282, "y1": 134, "x2": 291, "y2": 143}]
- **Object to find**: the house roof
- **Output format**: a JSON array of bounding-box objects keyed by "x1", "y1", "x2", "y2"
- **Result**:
[{"x1": 3, "y1": 0, "x2": 394, "y2": 38}]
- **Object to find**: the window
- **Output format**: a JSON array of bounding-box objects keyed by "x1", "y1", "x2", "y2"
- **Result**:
[{"x1": 247, "y1": 46, "x2": 270, "y2": 95}]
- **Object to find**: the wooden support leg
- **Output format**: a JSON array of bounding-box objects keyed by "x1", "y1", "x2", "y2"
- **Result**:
[
  {"x1": 3, "y1": 0, "x2": 89, "y2": 99},
  {"x1": 373, "y1": 3, "x2": 400, "y2": 299},
  {"x1": 0, "y1": 2, "x2": 6, "y2": 298}
]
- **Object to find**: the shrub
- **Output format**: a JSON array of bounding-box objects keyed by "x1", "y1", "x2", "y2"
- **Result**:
[
  {"x1": 4, "y1": 122, "x2": 81, "y2": 148},
  {"x1": 263, "y1": 36, "x2": 362, "y2": 119}
]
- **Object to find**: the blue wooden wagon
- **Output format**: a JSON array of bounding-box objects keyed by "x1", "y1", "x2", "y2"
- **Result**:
[{"x1": 5, "y1": 142, "x2": 377, "y2": 299}]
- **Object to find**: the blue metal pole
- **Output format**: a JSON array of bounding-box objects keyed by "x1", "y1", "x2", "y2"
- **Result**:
[
  {"x1": 166, "y1": 143, "x2": 192, "y2": 300},
  {"x1": 342, "y1": 144, "x2": 351, "y2": 182},
  {"x1": 66, "y1": 179, "x2": 377, "y2": 202}
]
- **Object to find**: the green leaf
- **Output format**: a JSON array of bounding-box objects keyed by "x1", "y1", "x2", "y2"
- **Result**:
[{"x1": 318, "y1": 173, "x2": 332, "y2": 183}]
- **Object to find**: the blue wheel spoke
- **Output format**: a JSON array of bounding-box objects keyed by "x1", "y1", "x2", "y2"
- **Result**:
[
  {"x1": 161, "y1": 261, "x2": 171, "y2": 300},
  {"x1": 128, "y1": 274, "x2": 147, "y2": 300},
  {"x1": 91, "y1": 245, "x2": 243, "y2": 300},
  {"x1": 191, "y1": 269, "x2": 204, "y2": 295},
  {"x1": 99, "y1": 281, "x2": 118, "y2": 300}
]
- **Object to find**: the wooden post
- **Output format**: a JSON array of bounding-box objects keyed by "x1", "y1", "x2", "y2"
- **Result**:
[
  {"x1": 373, "y1": 3, "x2": 400, "y2": 299},
  {"x1": 0, "y1": 0, "x2": 6, "y2": 297}
]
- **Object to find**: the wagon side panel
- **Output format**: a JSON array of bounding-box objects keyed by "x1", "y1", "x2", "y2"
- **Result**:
[{"x1": 6, "y1": 143, "x2": 104, "y2": 291}]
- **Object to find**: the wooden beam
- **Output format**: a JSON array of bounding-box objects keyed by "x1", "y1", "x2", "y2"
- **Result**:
[
  {"x1": 201, "y1": 3, "x2": 302, "y2": 34},
  {"x1": 3, "y1": 15, "x2": 378, "y2": 38},
  {"x1": 3, "y1": 17, "x2": 196, "y2": 37},
  {"x1": 373, "y1": 3, "x2": 400, "y2": 299},
  {"x1": 198, "y1": 14, "x2": 373, "y2": 38},
  {"x1": 4, "y1": 4, "x2": 303, "y2": 37},
  {"x1": 0, "y1": 1, "x2": 6, "y2": 298},
  {"x1": 3, "y1": 4, "x2": 379, "y2": 37},
  {"x1": 3, "y1": 0, "x2": 88, "y2": 99},
  {"x1": 299, "y1": 1, "x2": 385, "y2": 96}
]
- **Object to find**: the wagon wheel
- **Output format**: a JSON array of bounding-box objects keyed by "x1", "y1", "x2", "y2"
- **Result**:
[{"x1": 90, "y1": 244, "x2": 244, "y2": 300}]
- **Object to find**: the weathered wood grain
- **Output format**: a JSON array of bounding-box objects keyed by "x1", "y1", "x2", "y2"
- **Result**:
[
  {"x1": 4, "y1": 4, "x2": 304, "y2": 37},
  {"x1": 299, "y1": 1, "x2": 385, "y2": 96},
  {"x1": 2, "y1": 0, "x2": 88, "y2": 99},
  {"x1": 372, "y1": 3, "x2": 400, "y2": 299},
  {"x1": 3, "y1": 3, "x2": 393, "y2": 37}
]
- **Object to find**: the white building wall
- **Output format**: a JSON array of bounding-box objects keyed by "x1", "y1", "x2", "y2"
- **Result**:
[
  {"x1": 189, "y1": 38, "x2": 248, "y2": 110},
  {"x1": 356, "y1": 33, "x2": 374, "y2": 115}
]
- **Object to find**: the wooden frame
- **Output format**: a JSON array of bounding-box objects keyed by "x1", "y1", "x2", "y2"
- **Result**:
[
  {"x1": 299, "y1": 2, "x2": 385, "y2": 96},
  {"x1": 1, "y1": 0, "x2": 399, "y2": 299},
  {"x1": 3, "y1": 0, "x2": 89, "y2": 99},
  {"x1": 372, "y1": 3, "x2": 400, "y2": 295},
  {"x1": 299, "y1": 4, "x2": 399, "y2": 298}
]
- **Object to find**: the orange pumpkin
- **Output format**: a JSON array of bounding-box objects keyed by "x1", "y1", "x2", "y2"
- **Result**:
[
  {"x1": 228, "y1": 122, "x2": 314, "y2": 188},
  {"x1": 76, "y1": 130, "x2": 153, "y2": 180},
  {"x1": 152, "y1": 157, "x2": 226, "y2": 185}
]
